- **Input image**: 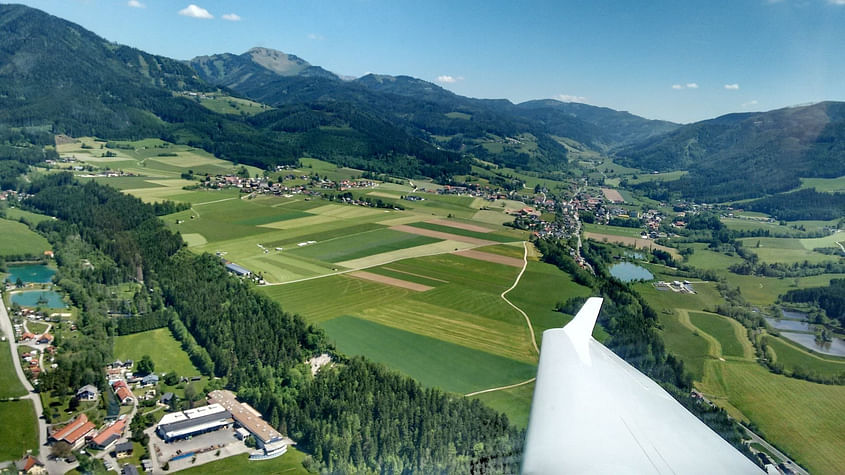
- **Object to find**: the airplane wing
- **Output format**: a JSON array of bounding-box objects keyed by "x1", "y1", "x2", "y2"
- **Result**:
[{"x1": 521, "y1": 297, "x2": 762, "y2": 474}]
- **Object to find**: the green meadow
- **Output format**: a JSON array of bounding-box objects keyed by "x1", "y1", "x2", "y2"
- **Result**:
[
  {"x1": 0, "y1": 218, "x2": 51, "y2": 257},
  {"x1": 0, "y1": 399, "x2": 39, "y2": 460},
  {"x1": 702, "y1": 361, "x2": 845, "y2": 475},
  {"x1": 0, "y1": 340, "x2": 27, "y2": 399},
  {"x1": 321, "y1": 316, "x2": 536, "y2": 394},
  {"x1": 688, "y1": 311, "x2": 748, "y2": 359},
  {"x1": 113, "y1": 328, "x2": 200, "y2": 377}
]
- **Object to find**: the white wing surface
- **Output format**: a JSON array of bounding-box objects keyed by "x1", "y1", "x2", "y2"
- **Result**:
[{"x1": 521, "y1": 297, "x2": 762, "y2": 474}]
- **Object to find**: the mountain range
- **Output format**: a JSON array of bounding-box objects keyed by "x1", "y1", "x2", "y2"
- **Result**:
[{"x1": 1, "y1": 3, "x2": 843, "y2": 206}]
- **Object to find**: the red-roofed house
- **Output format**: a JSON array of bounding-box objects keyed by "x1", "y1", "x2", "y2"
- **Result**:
[
  {"x1": 90, "y1": 419, "x2": 126, "y2": 450},
  {"x1": 115, "y1": 386, "x2": 134, "y2": 405},
  {"x1": 15, "y1": 454, "x2": 46, "y2": 474},
  {"x1": 50, "y1": 414, "x2": 96, "y2": 449}
]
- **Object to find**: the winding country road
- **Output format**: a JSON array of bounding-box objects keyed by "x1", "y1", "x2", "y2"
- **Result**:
[
  {"x1": 465, "y1": 241, "x2": 539, "y2": 397},
  {"x1": 0, "y1": 296, "x2": 48, "y2": 466}
]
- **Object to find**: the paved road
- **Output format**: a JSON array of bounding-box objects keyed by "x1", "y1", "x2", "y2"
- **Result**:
[
  {"x1": 0, "y1": 295, "x2": 48, "y2": 468},
  {"x1": 745, "y1": 430, "x2": 809, "y2": 475}
]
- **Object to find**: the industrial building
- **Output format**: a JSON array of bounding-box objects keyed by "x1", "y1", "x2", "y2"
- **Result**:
[
  {"x1": 156, "y1": 403, "x2": 233, "y2": 442},
  {"x1": 207, "y1": 390, "x2": 287, "y2": 459}
]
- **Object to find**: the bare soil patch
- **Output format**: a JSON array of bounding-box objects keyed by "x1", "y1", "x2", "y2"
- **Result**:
[
  {"x1": 391, "y1": 225, "x2": 496, "y2": 246},
  {"x1": 425, "y1": 219, "x2": 493, "y2": 233},
  {"x1": 348, "y1": 271, "x2": 433, "y2": 291},
  {"x1": 452, "y1": 249, "x2": 524, "y2": 268},
  {"x1": 601, "y1": 188, "x2": 625, "y2": 203}
]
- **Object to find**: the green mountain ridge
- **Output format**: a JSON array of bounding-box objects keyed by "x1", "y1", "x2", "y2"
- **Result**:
[{"x1": 616, "y1": 101, "x2": 845, "y2": 202}]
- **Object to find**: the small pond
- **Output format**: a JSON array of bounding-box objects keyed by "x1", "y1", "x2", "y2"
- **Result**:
[
  {"x1": 609, "y1": 262, "x2": 654, "y2": 282},
  {"x1": 5, "y1": 264, "x2": 55, "y2": 284},
  {"x1": 10, "y1": 290, "x2": 67, "y2": 308},
  {"x1": 779, "y1": 332, "x2": 845, "y2": 358},
  {"x1": 765, "y1": 317, "x2": 813, "y2": 333}
]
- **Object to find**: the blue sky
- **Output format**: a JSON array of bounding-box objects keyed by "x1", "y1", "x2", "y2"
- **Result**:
[{"x1": 14, "y1": 0, "x2": 845, "y2": 123}]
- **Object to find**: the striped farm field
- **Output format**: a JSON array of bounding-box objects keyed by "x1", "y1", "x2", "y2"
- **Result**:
[
  {"x1": 286, "y1": 228, "x2": 439, "y2": 263},
  {"x1": 321, "y1": 316, "x2": 536, "y2": 394},
  {"x1": 404, "y1": 221, "x2": 518, "y2": 243},
  {"x1": 348, "y1": 271, "x2": 433, "y2": 291}
]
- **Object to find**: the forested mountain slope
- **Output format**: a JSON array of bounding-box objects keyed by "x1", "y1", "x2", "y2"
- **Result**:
[{"x1": 617, "y1": 102, "x2": 845, "y2": 202}]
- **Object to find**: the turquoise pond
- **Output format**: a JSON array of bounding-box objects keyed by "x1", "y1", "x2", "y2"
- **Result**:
[
  {"x1": 4, "y1": 264, "x2": 55, "y2": 284},
  {"x1": 609, "y1": 262, "x2": 654, "y2": 282},
  {"x1": 10, "y1": 290, "x2": 67, "y2": 308}
]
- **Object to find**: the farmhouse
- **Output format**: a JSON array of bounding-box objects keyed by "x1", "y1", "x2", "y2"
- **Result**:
[
  {"x1": 112, "y1": 381, "x2": 134, "y2": 405},
  {"x1": 76, "y1": 384, "x2": 98, "y2": 402},
  {"x1": 90, "y1": 419, "x2": 126, "y2": 450},
  {"x1": 140, "y1": 374, "x2": 159, "y2": 387},
  {"x1": 50, "y1": 413, "x2": 96, "y2": 448},
  {"x1": 225, "y1": 262, "x2": 252, "y2": 277},
  {"x1": 155, "y1": 403, "x2": 233, "y2": 442},
  {"x1": 208, "y1": 390, "x2": 287, "y2": 459}
]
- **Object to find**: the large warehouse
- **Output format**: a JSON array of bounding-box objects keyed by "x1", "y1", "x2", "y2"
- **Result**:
[
  {"x1": 208, "y1": 390, "x2": 287, "y2": 459},
  {"x1": 156, "y1": 404, "x2": 233, "y2": 442}
]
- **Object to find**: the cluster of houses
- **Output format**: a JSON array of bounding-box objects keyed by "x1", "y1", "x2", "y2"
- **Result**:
[
  {"x1": 200, "y1": 171, "x2": 379, "y2": 197},
  {"x1": 48, "y1": 413, "x2": 128, "y2": 451},
  {"x1": 105, "y1": 359, "x2": 163, "y2": 405}
]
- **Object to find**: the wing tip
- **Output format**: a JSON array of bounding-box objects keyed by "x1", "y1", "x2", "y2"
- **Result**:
[{"x1": 563, "y1": 297, "x2": 603, "y2": 341}]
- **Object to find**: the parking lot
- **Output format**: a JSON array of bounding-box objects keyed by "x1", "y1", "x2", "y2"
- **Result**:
[{"x1": 147, "y1": 426, "x2": 251, "y2": 473}]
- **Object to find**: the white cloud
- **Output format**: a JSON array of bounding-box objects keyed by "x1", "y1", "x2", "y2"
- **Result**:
[
  {"x1": 724, "y1": 83, "x2": 740, "y2": 90},
  {"x1": 828, "y1": 0, "x2": 845, "y2": 5},
  {"x1": 436, "y1": 75, "x2": 464, "y2": 84},
  {"x1": 127, "y1": 0, "x2": 145, "y2": 8},
  {"x1": 742, "y1": 99, "x2": 759, "y2": 108},
  {"x1": 221, "y1": 13, "x2": 241, "y2": 21},
  {"x1": 671, "y1": 84, "x2": 684, "y2": 90},
  {"x1": 686, "y1": 82, "x2": 699, "y2": 89},
  {"x1": 558, "y1": 94, "x2": 588, "y2": 103},
  {"x1": 179, "y1": 4, "x2": 213, "y2": 19},
  {"x1": 307, "y1": 33, "x2": 325, "y2": 40}
]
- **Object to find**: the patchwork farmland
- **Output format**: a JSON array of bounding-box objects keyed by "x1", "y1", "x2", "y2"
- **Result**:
[{"x1": 77, "y1": 149, "x2": 593, "y2": 426}]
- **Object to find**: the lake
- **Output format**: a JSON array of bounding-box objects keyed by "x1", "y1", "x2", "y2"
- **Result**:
[
  {"x1": 779, "y1": 332, "x2": 845, "y2": 358},
  {"x1": 11, "y1": 290, "x2": 67, "y2": 308},
  {"x1": 765, "y1": 317, "x2": 813, "y2": 333},
  {"x1": 5, "y1": 264, "x2": 55, "y2": 284},
  {"x1": 609, "y1": 262, "x2": 654, "y2": 282}
]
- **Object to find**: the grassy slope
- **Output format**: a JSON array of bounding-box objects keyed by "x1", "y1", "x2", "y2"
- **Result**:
[
  {"x1": 113, "y1": 328, "x2": 200, "y2": 376},
  {"x1": 0, "y1": 218, "x2": 51, "y2": 257}
]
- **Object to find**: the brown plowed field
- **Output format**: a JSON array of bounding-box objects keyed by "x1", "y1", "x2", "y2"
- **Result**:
[
  {"x1": 390, "y1": 225, "x2": 497, "y2": 246},
  {"x1": 452, "y1": 249, "x2": 524, "y2": 268},
  {"x1": 348, "y1": 271, "x2": 433, "y2": 291},
  {"x1": 425, "y1": 219, "x2": 493, "y2": 233}
]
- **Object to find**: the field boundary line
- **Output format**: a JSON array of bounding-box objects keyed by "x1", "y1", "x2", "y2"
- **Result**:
[
  {"x1": 193, "y1": 197, "x2": 238, "y2": 206},
  {"x1": 500, "y1": 241, "x2": 539, "y2": 356},
  {"x1": 464, "y1": 377, "x2": 536, "y2": 397}
]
